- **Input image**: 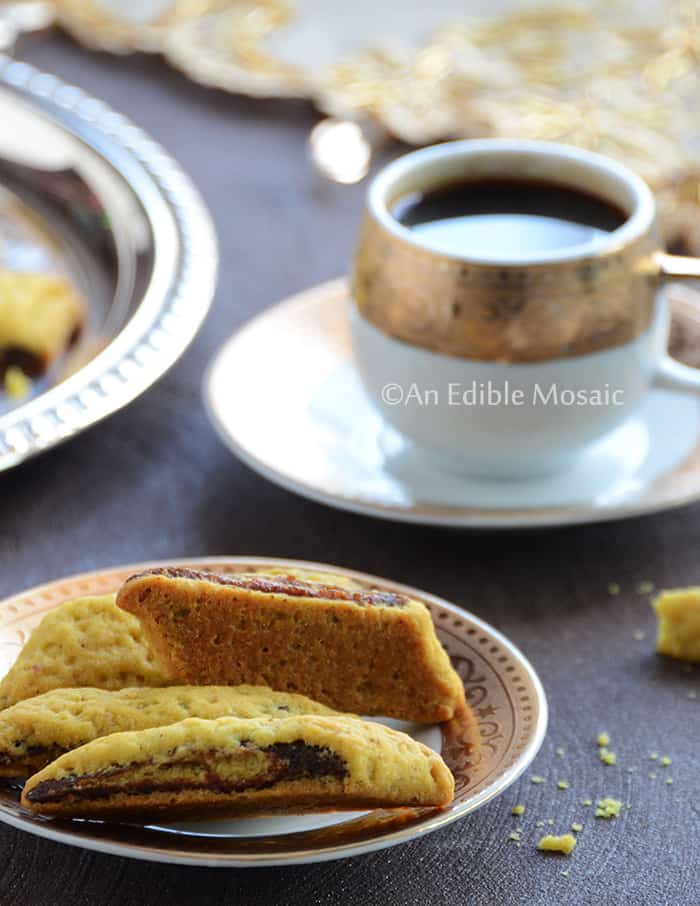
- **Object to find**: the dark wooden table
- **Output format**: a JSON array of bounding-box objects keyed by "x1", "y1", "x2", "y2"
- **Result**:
[{"x1": 0, "y1": 32, "x2": 698, "y2": 906}]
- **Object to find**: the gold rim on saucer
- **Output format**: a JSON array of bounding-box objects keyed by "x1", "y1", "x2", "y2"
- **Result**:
[{"x1": 0, "y1": 557, "x2": 546, "y2": 867}]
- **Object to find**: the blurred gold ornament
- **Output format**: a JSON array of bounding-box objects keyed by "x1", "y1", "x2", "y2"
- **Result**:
[
  {"x1": 14, "y1": 1, "x2": 700, "y2": 249},
  {"x1": 49, "y1": 0, "x2": 222, "y2": 52}
]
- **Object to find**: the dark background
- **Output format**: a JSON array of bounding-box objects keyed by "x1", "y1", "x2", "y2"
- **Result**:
[{"x1": 0, "y1": 33, "x2": 697, "y2": 906}]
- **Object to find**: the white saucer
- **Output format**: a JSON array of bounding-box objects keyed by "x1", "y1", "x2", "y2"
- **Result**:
[{"x1": 204, "y1": 278, "x2": 700, "y2": 528}]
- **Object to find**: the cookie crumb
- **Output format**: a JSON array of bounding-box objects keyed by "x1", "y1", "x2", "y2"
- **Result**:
[
  {"x1": 561, "y1": 869, "x2": 570, "y2": 878},
  {"x1": 599, "y1": 748, "x2": 617, "y2": 766},
  {"x1": 582, "y1": 798, "x2": 593, "y2": 806},
  {"x1": 4, "y1": 366, "x2": 31, "y2": 400},
  {"x1": 547, "y1": 818, "x2": 554, "y2": 826},
  {"x1": 509, "y1": 832, "x2": 521, "y2": 842},
  {"x1": 595, "y1": 797, "x2": 623, "y2": 819},
  {"x1": 531, "y1": 775, "x2": 546, "y2": 784},
  {"x1": 596, "y1": 732, "x2": 610, "y2": 747},
  {"x1": 607, "y1": 583, "x2": 620, "y2": 596},
  {"x1": 633, "y1": 629, "x2": 646, "y2": 641},
  {"x1": 660, "y1": 756, "x2": 672, "y2": 766},
  {"x1": 650, "y1": 752, "x2": 658, "y2": 761},
  {"x1": 538, "y1": 834, "x2": 576, "y2": 855},
  {"x1": 666, "y1": 777, "x2": 674, "y2": 785},
  {"x1": 637, "y1": 580, "x2": 654, "y2": 595},
  {"x1": 557, "y1": 780, "x2": 570, "y2": 790},
  {"x1": 555, "y1": 746, "x2": 565, "y2": 757},
  {"x1": 571, "y1": 822, "x2": 583, "y2": 833},
  {"x1": 512, "y1": 804, "x2": 525, "y2": 816},
  {"x1": 653, "y1": 588, "x2": 700, "y2": 661}
]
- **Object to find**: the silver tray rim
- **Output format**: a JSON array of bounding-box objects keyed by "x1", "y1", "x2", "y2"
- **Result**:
[{"x1": 0, "y1": 54, "x2": 218, "y2": 471}]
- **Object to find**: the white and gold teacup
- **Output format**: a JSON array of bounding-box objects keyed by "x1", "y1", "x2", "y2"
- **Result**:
[{"x1": 351, "y1": 139, "x2": 700, "y2": 479}]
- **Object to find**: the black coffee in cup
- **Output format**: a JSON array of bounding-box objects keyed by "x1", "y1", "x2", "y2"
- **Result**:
[{"x1": 391, "y1": 179, "x2": 627, "y2": 258}]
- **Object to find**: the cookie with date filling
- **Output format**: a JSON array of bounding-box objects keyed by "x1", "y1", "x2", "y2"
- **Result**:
[
  {"x1": 0, "y1": 271, "x2": 85, "y2": 379},
  {"x1": 0, "y1": 684, "x2": 341, "y2": 777},
  {"x1": 117, "y1": 567, "x2": 466, "y2": 723},
  {"x1": 21, "y1": 714, "x2": 454, "y2": 819}
]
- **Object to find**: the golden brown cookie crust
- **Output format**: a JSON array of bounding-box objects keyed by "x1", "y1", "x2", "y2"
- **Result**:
[
  {"x1": 0, "y1": 595, "x2": 166, "y2": 710},
  {"x1": 0, "y1": 684, "x2": 341, "y2": 777},
  {"x1": 22, "y1": 714, "x2": 454, "y2": 818},
  {"x1": 117, "y1": 568, "x2": 466, "y2": 722}
]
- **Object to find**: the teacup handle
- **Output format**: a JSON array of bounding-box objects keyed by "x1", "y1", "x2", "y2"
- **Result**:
[{"x1": 653, "y1": 253, "x2": 700, "y2": 393}]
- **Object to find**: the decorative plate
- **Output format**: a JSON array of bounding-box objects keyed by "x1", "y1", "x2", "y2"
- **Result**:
[
  {"x1": 204, "y1": 279, "x2": 700, "y2": 529},
  {"x1": 0, "y1": 55, "x2": 217, "y2": 471},
  {"x1": 0, "y1": 557, "x2": 546, "y2": 867}
]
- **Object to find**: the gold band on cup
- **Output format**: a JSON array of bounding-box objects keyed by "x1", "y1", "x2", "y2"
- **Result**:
[{"x1": 352, "y1": 140, "x2": 663, "y2": 364}]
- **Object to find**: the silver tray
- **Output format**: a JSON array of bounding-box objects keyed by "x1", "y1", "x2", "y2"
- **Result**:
[{"x1": 0, "y1": 54, "x2": 217, "y2": 470}]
